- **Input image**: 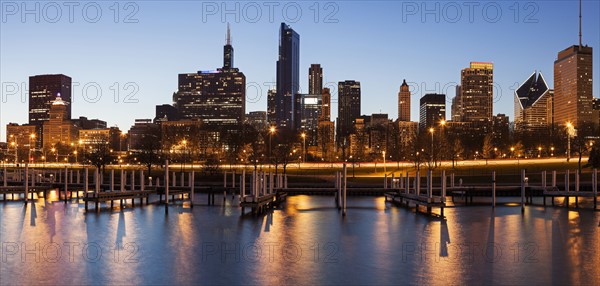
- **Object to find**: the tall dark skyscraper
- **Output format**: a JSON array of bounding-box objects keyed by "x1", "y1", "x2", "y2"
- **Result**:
[
  {"x1": 29, "y1": 74, "x2": 72, "y2": 126},
  {"x1": 276, "y1": 23, "x2": 300, "y2": 129},
  {"x1": 419, "y1": 93, "x2": 446, "y2": 130},
  {"x1": 337, "y1": 80, "x2": 361, "y2": 145},
  {"x1": 309, "y1": 64, "x2": 323, "y2": 95},
  {"x1": 173, "y1": 25, "x2": 245, "y2": 131}
]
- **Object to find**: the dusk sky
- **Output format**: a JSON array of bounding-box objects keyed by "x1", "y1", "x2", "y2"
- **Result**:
[{"x1": 1, "y1": 1, "x2": 599, "y2": 140}]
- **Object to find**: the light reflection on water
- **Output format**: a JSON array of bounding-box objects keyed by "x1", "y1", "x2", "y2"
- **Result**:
[{"x1": 1, "y1": 193, "x2": 599, "y2": 285}]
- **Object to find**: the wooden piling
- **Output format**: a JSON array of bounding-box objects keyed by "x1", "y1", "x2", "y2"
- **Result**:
[
  {"x1": 415, "y1": 171, "x2": 420, "y2": 196},
  {"x1": 384, "y1": 174, "x2": 388, "y2": 189},
  {"x1": 565, "y1": 170, "x2": 570, "y2": 207},
  {"x1": 342, "y1": 163, "x2": 347, "y2": 216},
  {"x1": 64, "y1": 166, "x2": 68, "y2": 202},
  {"x1": 190, "y1": 171, "x2": 195, "y2": 207},
  {"x1": 521, "y1": 169, "x2": 525, "y2": 213},
  {"x1": 593, "y1": 169, "x2": 597, "y2": 210},
  {"x1": 575, "y1": 171, "x2": 580, "y2": 208},
  {"x1": 240, "y1": 170, "x2": 245, "y2": 203},
  {"x1": 165, "y1": 160, "x2": 170, "y2": 209},
  {"x1": 3, "y1": 166, "x2": 6, "y2": 187},
  {"x1": 492, "y1": 171, "x2": 496, "y2": 208},
  {"x1": 24, "y1": 164, "x2": 29, "y2": 205}
]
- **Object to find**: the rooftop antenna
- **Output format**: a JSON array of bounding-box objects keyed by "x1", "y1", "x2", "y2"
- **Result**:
[
  {"x1": 226, "y1": 23, "x2": 231, "y2": 45},
  {"x1": 579, "y1": 0, "x2": 582, "y2": 47}
]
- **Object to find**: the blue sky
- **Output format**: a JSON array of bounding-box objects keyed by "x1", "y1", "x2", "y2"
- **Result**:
[{"x1": 1, "y1": 1, "x2": 599, "y2": 140}]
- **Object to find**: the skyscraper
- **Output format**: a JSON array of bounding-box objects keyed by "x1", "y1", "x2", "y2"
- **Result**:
[
  {"x1": 398, "y1": 79, "x2": 411, "y2": 121},
  {"x1": 460, "y1": 62, "x2": 494, "y2": 126},
  {"x1": 173, "y1": 25, "x2": 245, "y2": 132},
  {"x1": 317, "y1": 88, "x2": 335, "y2": 160},
  {"x1": 299, "y1": 93, "x2": 322, "y2": 146},
  {"x1": 419, "y1": 93, "x2": 446, "y2": 131},
  {"x1": 337, "y1": 80, "x2": 361, "y2": 145},
  {"x1": 276, "y1": 23, "x2": 300, "y2": 129},
  {"x1": 309, "y1": 64, "x2": 323, "y2": 95},
  {"x1": 514, "y1": 71, "x2": 553, "y2": 133},
  {"x1": 320, "y1": 88, "x2": 331, "y2": 122},
  {"x1": 29, "y1": 74, "x2": 72, "y2": 127},
  {"x1": 42, "y1": 95, "x2": 79, "y2": 149},
  {"x1": 554, "y1": 45, "x2": 593, "y2": 131},
  {"x1": 451, "y1": 85, "x2": 462, "y2": 122}
]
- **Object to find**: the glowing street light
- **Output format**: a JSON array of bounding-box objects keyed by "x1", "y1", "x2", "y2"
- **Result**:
[
  {"x1": 382, "y1": 150, "x2": 386, "y2": 174},
  {"x1": 429, "y1": 127, "x2": 434, "y2": 163},
  {"x1": 566, "y1": 122, "x2": 575, "y2": 162},
  {"x1": 301, "y1": 132, "x2": 306, "y2": 163},
  {"x1": 269, "y1": 126, "x2": 276, "y2": 171}
]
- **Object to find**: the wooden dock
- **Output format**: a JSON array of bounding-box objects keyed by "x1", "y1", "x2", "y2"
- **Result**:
[
  {"x1": 385, "y1": 191, "x2": 446, "y2": 216},
  {"x1": 83, "y1": 190, "x2": 154, "y2": 210},
  {"x1": 0, "y1": 185, "x2": 55, "y2": 201}
]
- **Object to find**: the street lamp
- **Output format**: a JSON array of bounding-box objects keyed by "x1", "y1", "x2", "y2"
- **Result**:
[
  {"x1": 566, "y1": 122, "x2": 575, "y2": 162},
  {"x1": 51, "y1": 147, "x2": 57, "y2": 162},
  {"x1": 537, "y1": 146, "x2": 542, "y2": 158},
  {"x1": 510, "y1": 147, "x2": 515, "y2": 158},
  {"x1": 429, "y1": 127, "x2": 434, "y2": 163},
  {"x1": 551, "y1": 146, "x2": 555, "y2": 157},
  {"x1": 301, "y1": 132, "x2": 306, "y2": 163},
  {"x1": 269, "y1": 126, "x2": 276, "y2": 170},
  {"x1": 10, "y1": 141, "x2": 17, "y2": 164},
  {"x1": 382, "y1": 151, "x2": 386, "y2": 174}
]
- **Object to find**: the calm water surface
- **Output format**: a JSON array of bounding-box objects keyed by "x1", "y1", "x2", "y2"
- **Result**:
[{"x1": 1, "y1": 193, "x2": 599, "y2": 285}]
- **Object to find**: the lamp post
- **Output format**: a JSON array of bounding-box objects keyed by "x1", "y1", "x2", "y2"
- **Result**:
[
  {"x1": 52, "y1": 147, "x2": 57, "y2": 163},
  {"x1": 538, "y1": 146, "x2": 542, "y2": 158},
  {"x1": 429, "y1": 127, "x2": 434, "y2": 164},
  {"x1": 269, "y1": 126, "x2": 275, "y2": 171},
  {"x1": 566, "y1": 122, "x2": 574, "y2": 162},
  {"x1": 301, "y1": 132, "x2": 306, "y2": 163},
  {"x1": 10, "y1": 141, "x2": 17, "y2": 165},
  {"x1": 382, "y1": 151, "x2": 386, "y2": 174},
  {"x1": 551, "y1": 146, "x2": 555, "y2": 157}
]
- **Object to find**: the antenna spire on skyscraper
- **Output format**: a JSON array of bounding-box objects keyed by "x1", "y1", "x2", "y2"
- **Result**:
[
  {"x1": 226, "y1": 22, "x2": 231, "y2": 46},
  {"x1": 579, "y1": 0, "x2": 582, "y2": 47}
]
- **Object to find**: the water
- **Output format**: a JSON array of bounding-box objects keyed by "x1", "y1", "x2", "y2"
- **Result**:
[{"x1": 1, "y1": 194, "x2": 599, "y2": 285}]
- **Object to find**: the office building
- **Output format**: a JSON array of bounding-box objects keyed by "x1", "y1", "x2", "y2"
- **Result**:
[
  {"x1": 419, "y1": 93, "x2": 446, "y2": 130},
  {"x1": 337, "y1": 80, "x2": 361, "y2": 145},
  {"x1": 173, "y1": 25, "x2": 245, "y2": 132},
  {"x1": 275, "y1": 23, "x2": 300, "y2": 129},
  {"x1": 309, "y1": 64, "x2": 323, "y2": 95},
  {"x1": 398, "y1": 80, "x2": 411, "y2": 121}
]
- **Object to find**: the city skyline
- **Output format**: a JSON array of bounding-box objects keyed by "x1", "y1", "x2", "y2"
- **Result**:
[{"x1": 1, "y1": 1, "x2": 599, "y2": 140}]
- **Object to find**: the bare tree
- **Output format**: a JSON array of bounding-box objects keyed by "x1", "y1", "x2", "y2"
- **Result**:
[
  {"x1": 135, "y1": 125, "x2": 162, "y2": 174},
  {"x1": 481, "y1": 133, "x2": 494, "y2": 165}
]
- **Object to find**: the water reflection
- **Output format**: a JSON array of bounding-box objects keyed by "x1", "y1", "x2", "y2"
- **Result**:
[{"x1": 0, "y1": 196, "x2": 598, "y2": 285}]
